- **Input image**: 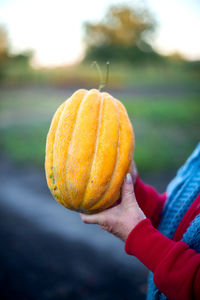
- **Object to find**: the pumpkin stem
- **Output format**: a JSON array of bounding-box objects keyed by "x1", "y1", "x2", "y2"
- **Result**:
[{"x1": 91, "y1": 61, "x2": 110, "y2": 91}]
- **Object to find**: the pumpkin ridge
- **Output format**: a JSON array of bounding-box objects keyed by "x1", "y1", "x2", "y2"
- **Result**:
[
  {"x1": 53, "y1": 90, "x2": 87, "y2": 209},
  {"x1": 89, "y1": 97, "x2": 121, "y2": 210},
  {"x1": 65, "y1": 90, "x2": 90, "y2": 208},
  {"x1": 80, "y1": 93, "x2": 104, "y2": 209},
  {"x1": 53, "y1": 91, "x2": 87, "y2": 209},
  {"x1": 46, "y1": 101, "x2": 67, "y2": 206},
  {"x1": 52, "y1": 102, "x2": 68, "y2": 206}
]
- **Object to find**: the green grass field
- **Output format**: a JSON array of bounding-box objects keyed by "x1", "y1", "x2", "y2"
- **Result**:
[{"x1": 0, "y1": 79, "x2": 199, "y2": 173}]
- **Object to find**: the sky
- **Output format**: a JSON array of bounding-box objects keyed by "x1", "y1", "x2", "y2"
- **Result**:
[{"x1": 0, "y1": 0, "x2": 200, "y2": 67}]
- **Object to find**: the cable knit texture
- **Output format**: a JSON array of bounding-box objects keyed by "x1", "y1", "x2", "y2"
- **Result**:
[{"x1": 147, "y1": 143, "x2": 200, "y2": 300}]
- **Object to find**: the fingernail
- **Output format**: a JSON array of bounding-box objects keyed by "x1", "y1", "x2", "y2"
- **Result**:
[{"x1": 125, "y1": 173, "x2": 132, "y2": 184}]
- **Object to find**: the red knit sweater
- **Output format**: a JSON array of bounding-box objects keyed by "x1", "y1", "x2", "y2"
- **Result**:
[{"x1": 125, "y1": 176, "x2": 200, "y2": 300}]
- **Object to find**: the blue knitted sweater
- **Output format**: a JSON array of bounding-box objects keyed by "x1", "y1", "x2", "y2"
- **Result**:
[{"x1": 147, "y1": 143, "x2": 200, "y2": 300}]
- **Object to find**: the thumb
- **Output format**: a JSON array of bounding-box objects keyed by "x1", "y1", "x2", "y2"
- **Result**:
[{"x1": 121, "y1": 173, "x2": 135, "y2": 205}]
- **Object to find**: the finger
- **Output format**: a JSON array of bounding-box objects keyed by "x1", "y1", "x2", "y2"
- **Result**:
[
  {"x1": 123, "y1": 173, "x2": 134, "y2": 194},
  {"x1": 121, "y1": 173, "x2": 136, "y2": 205},
  {"x1": 80, "y1": 213, "x2": 104, "y2": 225}
]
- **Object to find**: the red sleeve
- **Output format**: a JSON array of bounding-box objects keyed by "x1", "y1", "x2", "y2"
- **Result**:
[
  {"x1": 134, "y1": 176, "x2": 167, "y2": 227},
  {"x1": 125, "y1": 219, "x2": 200, "y2": 300}
]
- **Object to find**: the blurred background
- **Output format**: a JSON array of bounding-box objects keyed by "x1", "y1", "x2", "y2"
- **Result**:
[{"x1": 0, "y1": 0, "x2": 199, "y2": 299}]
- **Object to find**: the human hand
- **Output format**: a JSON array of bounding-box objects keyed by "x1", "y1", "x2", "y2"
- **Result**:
[{"x1": 80, "y1": 171, "x2": 146, "y2": 242}]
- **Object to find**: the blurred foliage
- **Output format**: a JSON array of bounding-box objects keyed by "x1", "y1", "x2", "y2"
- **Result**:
[
  {"x1": 0, "y1": 25, "x2": 33, "y2": 82},
  {"x1": 84, "y1": 5, "x2": 155, "y2": 46},
  {"x1": 0, "y1": 26, "x2": 9, "y2": 60},
  {"x1": 83, "y1": 4, "x2": 163, "y2": 63},
  {"x1": 0, "y1": 50, "x2": 33, "y2": 82}
]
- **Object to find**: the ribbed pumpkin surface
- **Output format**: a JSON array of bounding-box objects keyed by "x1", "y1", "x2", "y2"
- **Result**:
[{"x1": 45, "y1": 89, "x2": 134, "y2": 214}]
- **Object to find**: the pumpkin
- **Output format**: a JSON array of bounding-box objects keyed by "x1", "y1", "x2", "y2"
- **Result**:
[{"x1": 45, "y1": 89, "x2": 134, "y2": 214}]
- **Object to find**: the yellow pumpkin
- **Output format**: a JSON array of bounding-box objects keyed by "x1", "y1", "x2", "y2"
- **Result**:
[{"x1": 45, "y1": 89, "x2": 134, "y2": 214}]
